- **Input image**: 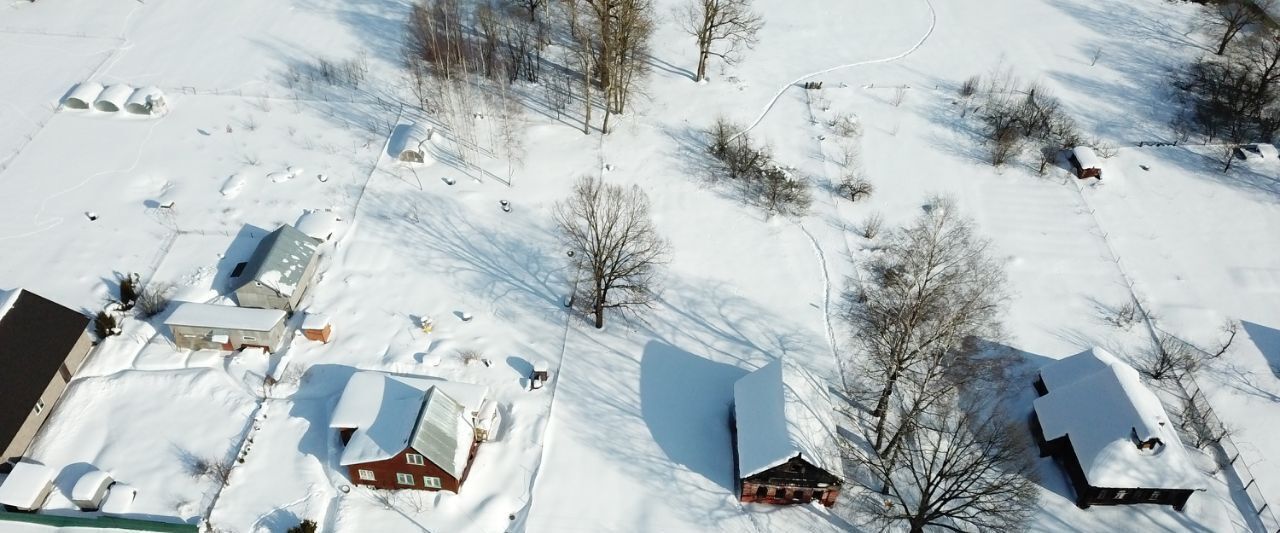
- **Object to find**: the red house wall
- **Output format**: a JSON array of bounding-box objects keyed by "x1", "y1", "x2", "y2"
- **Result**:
[{"x1": 345, "y1": 442, "x2": 481, "y2": 493}]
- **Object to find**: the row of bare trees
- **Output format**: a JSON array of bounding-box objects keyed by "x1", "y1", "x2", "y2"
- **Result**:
[
  {"x1": 843, "y1": 197, "x2": 1039, "y2": 531},
  {"x1": 962, "y1": 71, "x2": 1083, "y2": 168}
]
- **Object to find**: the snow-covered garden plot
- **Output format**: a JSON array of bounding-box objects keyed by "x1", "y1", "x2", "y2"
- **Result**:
[
  {"x1": 1078, "y1": 146, "x2": 1280, "y2": 512},
  {"x1": 23, "y1": 369, "x2": 257, "y2": 524}
]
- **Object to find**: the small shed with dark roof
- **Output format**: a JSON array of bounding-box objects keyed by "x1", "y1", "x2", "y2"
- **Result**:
[
  {"x1": 0, "y1": 289, "x2": 92, "y2": 466},
  {"x1": 231, "y1": 224, "x2": 321, "y2": 313}
]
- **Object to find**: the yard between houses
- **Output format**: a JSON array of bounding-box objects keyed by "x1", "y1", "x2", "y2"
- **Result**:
[{"x1": 0, "y1": 0, "x2": 1277, "y2": 531}]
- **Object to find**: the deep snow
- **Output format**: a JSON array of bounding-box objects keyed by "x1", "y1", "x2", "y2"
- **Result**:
[{"x1": 0, "y1": 0, "x2": 1276, "y2": 531}]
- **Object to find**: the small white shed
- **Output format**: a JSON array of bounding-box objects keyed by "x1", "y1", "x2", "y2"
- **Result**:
[
  {"x1": 64, "y1": 81, "x2": 104, "y2": 110},
  {"x1": 125, "y1": 86, "x2": 167, "y2": 115},
  {"x1": 94, "y1": 84, "x2": 134, "y2": 112},
  {"x1": 0, "y1": 461, "x2": 54, "y2": 512},
  {"x1": 71, "y1": 469, "x2": 114, "y2": 511}
]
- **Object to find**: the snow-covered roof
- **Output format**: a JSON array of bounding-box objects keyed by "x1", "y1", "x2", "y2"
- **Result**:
[
  {"x1": 64, "y1": 81, "x2": 104, "y2": 109},
  {"x1": 164, "y1": 302, "x2": 286, "y2": 332},
  {"x1": 235, "y1": 224, "x2": 319, "y2": 298},
  {"x1": 295, "y1": 211, "x2": 343, "y2": 242},
  {"x1": 94, "y1": 84, "x2": 133, "y2": 112},
  {"x1": 71, "y1": 469, "x2": 113, "y2": 502},
  {"x1": 733, "y1": 358, "x2": 843, "y2": 479},
  {"x1": 0, "y1": 461, "x2": 53, "y2": 510},
  {"x1": 1034, "y1": 349, "x2": 1203, "y2": 489},
  {"x1": 124, "y1": 86, "x2": 164, "y2": 114},
  {"x1": 301, "y1": 312, "x2": 330, "y2": 330},
  {"x1": 99, "y1": 483, "x2": 136, "y2": 515},
  {"x1": 330, "y1": 371, "x2": 489, "y2": 473},
  {"x1": 1073, "y1": 146, "x2": 1103, "y2": 169}
]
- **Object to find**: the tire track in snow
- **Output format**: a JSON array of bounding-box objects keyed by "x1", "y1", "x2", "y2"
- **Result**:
[{"x1": 730, "y1": 0, "x2": 937, "y2": 141}]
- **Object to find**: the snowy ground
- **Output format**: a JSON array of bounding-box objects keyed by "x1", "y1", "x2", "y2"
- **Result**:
[{"x1": 1, "y1": 0, "x2": 1277, "y2": 531}]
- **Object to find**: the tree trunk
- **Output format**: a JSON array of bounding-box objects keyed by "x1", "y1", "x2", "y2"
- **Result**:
[
  {"x1": 1218, "y1": 31, "x2": 1232, "y2": 56},
  {"x1": 594, "y1": 302, "x2": 605, "y2": 328},
  {"x1": 581, "y1": 68, "x2": 592, "y2": 135},
  {"x1": 696, "y1": 50, "x2": 708, "y2": 82}
]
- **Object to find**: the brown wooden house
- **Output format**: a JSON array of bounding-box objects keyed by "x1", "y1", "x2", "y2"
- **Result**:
[
  {"x1": 1031, "y1": 348, "x2": 1201, "y2": 511},
  {"x1": 732, "y1": 358, "x2": 843, "y2": 507},
  {"x1": 330, "y1": 371, "x2": 499, "y2": 493},
  {"x1": 0, "y1": 289, "x2": 92, "y2": 467},
  {"x1": 1068, "y1": 146, "x2": 1105, "y2": 180}
]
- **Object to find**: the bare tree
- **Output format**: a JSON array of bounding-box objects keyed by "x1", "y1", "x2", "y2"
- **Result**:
[
  {"x1": 845, "y1": 196, "x2": 1007, "y2": 450},
  {"x1": 565, "y1": 0, "x2": 656, "y2": 133},
  {"x1": 859, "y1": 395, "x2": 1039, "y2": 533},
  {"x1": 555, "y1": 176, "x2": 668, "y2": 328},
  {"x1": 1203, "y1": 0, "x2": 1269, "y2": 56},
  {"x1": 679, "y1": 0, "x2": 764, "y2": 82},
  {"x1": 1141, "y1": 332, "x2": 1202, "y2": 381}
]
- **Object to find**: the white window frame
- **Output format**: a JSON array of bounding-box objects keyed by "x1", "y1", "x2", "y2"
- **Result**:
[
  {"x1": 357, "y1": 469, "x2": 375, "y2": 481},
  {"x1": 406, "y1": 453, "x2": 425, "y2": 466},
  {"x1": 34, "y1": 399, "x2": 45, "y2": 414},
  {"x1": 422, "y1": 476, "x2": 442, "y2": 489},
  {"x1": 396, "y1": 473, "x2": 415, "y2": 486}
]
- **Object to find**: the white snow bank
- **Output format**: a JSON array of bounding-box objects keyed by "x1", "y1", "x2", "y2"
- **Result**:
[
  {"x1": 164, "y1": 301, "x2": 285, "y2": 331},
  {"x1": 733, "y1": 358, "x2": 842, "y2": 478},
  {"x1": 70, "y1": 469, "x2": 112, "y2": 505},
  {"x1": 295, "y1": 210, "x2": 343, "y2": 242},
  {"x1": 220, "y1": 173, "x2": 247, "y2": 198},
  {"x1": 99, "y1": 483, "x2": 136, "y2": 515},
  {"x1": 1034, "y1": 349, "x2": 1203, "y2": 489},
  {"x1": 0, "y1": 461, "x2": 53, "y2": 510}
]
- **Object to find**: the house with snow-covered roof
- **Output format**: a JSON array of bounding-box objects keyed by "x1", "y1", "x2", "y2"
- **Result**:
[
  {"x1": 732, "y1": 358, "x2": 843, "y2": 507},
  {"x1": 231, "y1": 224, "x2": 320, "y2": 313},
  {"x1": 0, "y1": 289, "x2": 91, "y2": 467},
  {"x1": 164, "y1": 302, "x2": 287, "y2": 353},
  {"x1": 329, "y1": 371, "x2": 501, "y2": 493},
  {"x1": 1031, "y1": 347, "x2": 1203, "y2": 511}
]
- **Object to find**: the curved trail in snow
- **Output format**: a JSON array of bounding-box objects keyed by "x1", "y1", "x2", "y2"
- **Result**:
[{"x1": 729, "y1": 0, "x2": 937, "y2": 141}]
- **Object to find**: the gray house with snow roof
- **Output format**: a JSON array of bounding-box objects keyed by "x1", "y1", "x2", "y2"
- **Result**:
[
  {"x1": 232, "y1": 224, "x2": 320, "y2": 313},
  {"x1": 1031, "y1": 348, "x2": 1202, "y2": 511}
]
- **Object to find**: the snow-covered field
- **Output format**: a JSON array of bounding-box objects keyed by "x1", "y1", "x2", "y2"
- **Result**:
[{"x1": 1, "y1": 0, "x2": 1278, "y2": 531}]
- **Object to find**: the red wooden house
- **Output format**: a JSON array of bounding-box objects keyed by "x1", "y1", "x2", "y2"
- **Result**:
[{"x1": 330, "y1": 371, "x2": 500, "y2": 493}]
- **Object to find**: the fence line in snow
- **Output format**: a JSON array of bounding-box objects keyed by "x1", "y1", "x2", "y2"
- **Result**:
[
  {"x1": 1167, "y1": 333, "x2": 1280, "y2": 533},
  {"x1": 1071, "y1": 176, "x2": 1278, "y2": 532}
]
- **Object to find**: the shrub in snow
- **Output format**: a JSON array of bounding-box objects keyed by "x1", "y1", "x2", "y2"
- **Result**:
[
  {"x1": 94, "y1": 311, "x2": 121, "y2": 339},
  {"x1": 828, "y1": 112, "x2": 862, "y2": 138},
  {"x1": 837, "y1": 174, "x2": 873, "y2": 202},
  {"x1": 137, "y1": 282, "x2": 173, "y2": 318},
  {"x1": 860, "y1": 212, "x2": 885, "y2": 240},
  {"x1": 959, "y1": 74, "x2": 980, "y2": 97},
  {"x1": 287, "y1": 520, "x2": 318, "y2": 533},
  {"x1": 704, "y1": 119, "x2": 812, "y2": 217},
  {"x1": 458, "y1": 348, "x2": 483, "y2": 365},
  {"x1": 117, "y1": 273, "x2": 140, "y2": 311}
]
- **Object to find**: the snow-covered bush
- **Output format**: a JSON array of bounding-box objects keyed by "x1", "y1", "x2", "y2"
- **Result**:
[
  {"x1": 94, "y1": 310, "x2": 121, "y2": 339},
  {"x1": 137, "y1": 282, "x2": 173, "y2": 318}
]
